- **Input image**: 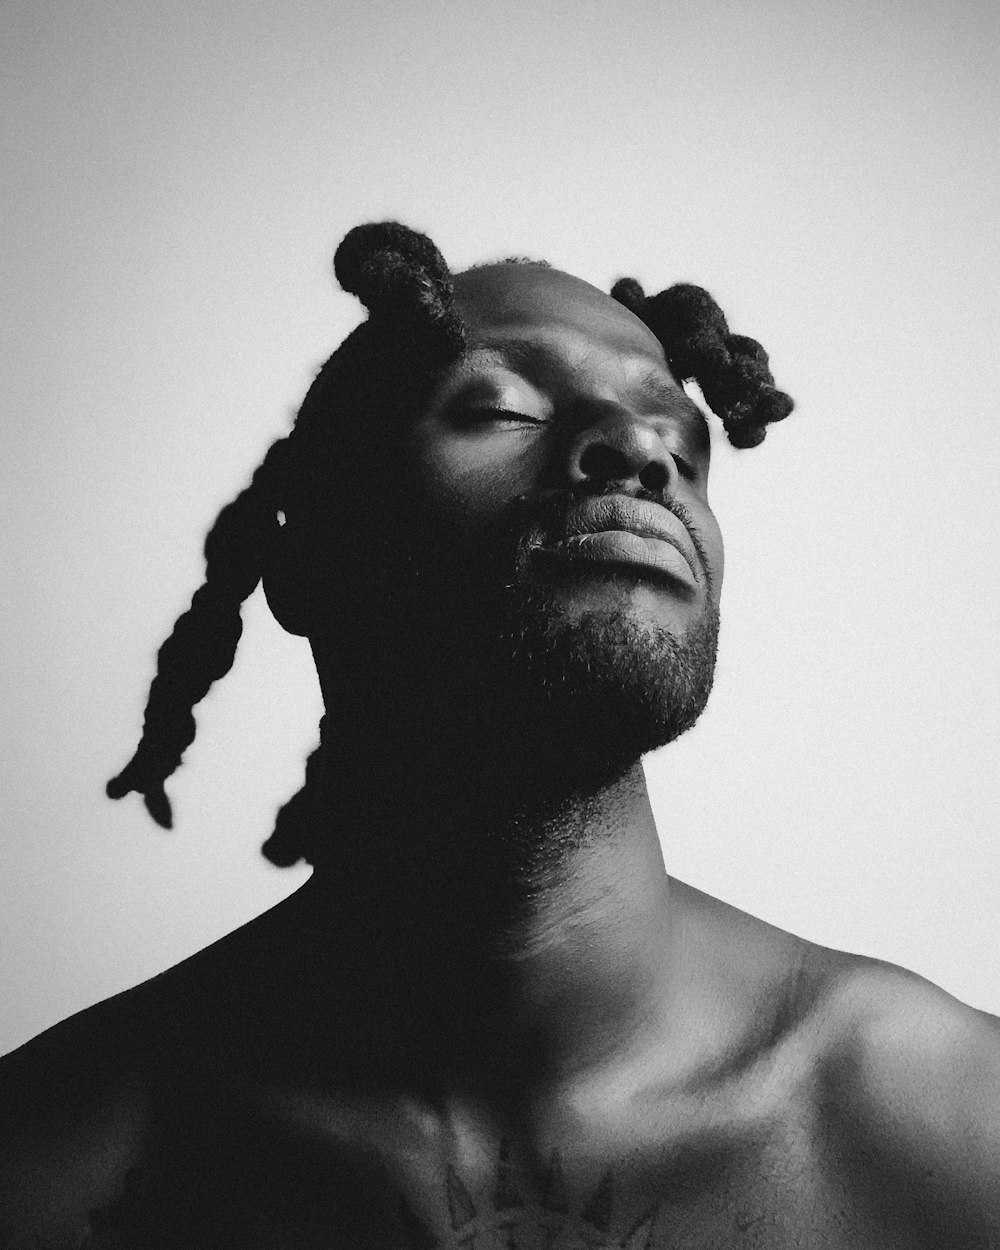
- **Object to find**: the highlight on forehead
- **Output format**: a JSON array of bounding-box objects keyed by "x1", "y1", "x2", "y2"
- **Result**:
[{"x1": 453, "y1": 262, "x2": 666, "y2": 359}]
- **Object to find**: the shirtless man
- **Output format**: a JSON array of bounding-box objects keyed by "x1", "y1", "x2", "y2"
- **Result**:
[{"x1": 2, "y1": 222, "x2": 998, "y2": 1248}]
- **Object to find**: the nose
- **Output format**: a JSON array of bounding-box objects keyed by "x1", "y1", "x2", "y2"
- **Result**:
[{"x1": 567, "y1": 406, "x2": 676, "y2": 495}]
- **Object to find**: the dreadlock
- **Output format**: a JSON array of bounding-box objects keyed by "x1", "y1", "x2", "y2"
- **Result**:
[
  {"x1": 107, "y1": 221, "x2": 793, "y2": 867},
  {"x1": 610, "y1": 276, "x2": 793, "y2": 449},
  {"x1": 106, "y1": 222, "x2": 464, "y2": 858}
]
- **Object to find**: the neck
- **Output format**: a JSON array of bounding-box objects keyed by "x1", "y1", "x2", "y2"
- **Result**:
[{"x1": 287, "y1": 720, "x2": 681, "y2": 1086}]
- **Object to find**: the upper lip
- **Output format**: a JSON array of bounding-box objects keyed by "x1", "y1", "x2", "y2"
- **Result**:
[{"x1": 545, "y1": 495, "x2": 701, "y2": 581}]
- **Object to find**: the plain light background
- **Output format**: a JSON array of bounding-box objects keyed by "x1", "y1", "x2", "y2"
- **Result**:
[{"x1": 3, "y1": 0, "x2": 998, "y2": 1056}]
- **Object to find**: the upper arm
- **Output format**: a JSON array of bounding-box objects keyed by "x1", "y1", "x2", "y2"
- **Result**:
[
  {"x1": 0, "y1": 1011, "x2": 150, "y2": 1248},
  {"x1": 821, "y1": 967, "x2": 1000, "y2": 1246}
]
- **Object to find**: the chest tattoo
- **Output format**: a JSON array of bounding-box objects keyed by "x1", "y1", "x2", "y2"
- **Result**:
[{"x1": 400, "y1": 1145, "x2": 661, "y2": 1249}]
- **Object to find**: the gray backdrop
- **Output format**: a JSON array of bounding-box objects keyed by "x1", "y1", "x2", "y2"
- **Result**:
[{"x1": 3, "y1": 0, "x2": 998, "y2": 1054}]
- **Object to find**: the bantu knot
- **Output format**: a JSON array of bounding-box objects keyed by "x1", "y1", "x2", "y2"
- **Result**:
[
  {"x1": 333, "y1": 221, "x2": 465, "y2": 363},
  {"x1": 612, "y1": 276, "x2": 794, "y2": 448},
  {"x1": 609, "y1": 277, "x2": 646, "y2": 315}
]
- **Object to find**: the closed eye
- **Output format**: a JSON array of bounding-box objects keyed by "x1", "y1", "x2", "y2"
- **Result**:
[
  {"x1": 453, "y1": 406, "x2": 547, "y2": 428},
  {"x1": 672, "y1": 453, "x2": 698, "y2": 481}
]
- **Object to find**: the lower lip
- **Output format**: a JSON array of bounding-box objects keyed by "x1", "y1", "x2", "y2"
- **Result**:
[{"x1": 538, "y1": 531, "x2": 698, "y2": 589}]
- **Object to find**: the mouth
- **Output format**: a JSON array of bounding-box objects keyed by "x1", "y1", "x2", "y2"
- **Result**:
[{"x1": 529, "y1": 496, "x2": 701, "y2": 592}]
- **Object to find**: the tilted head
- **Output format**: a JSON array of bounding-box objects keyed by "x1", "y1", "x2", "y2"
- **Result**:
[
  {"x1": 107, "y1": 222, "x2": 793, "y2": 865},
  {"x1": 424, "y1": 259, "x2": 726, "y2": 613}
]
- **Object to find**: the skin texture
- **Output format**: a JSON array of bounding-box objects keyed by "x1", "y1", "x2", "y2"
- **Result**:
[{"x1": 2, "y1": 266, "x2": 999, "y2": 1248}]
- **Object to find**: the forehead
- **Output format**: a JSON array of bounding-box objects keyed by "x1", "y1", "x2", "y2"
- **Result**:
[{"x1": 452, "y1": 264, "x2": 670, "y2": 376}]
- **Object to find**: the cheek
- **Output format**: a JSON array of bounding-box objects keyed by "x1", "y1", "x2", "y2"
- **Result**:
[
  {"x1": 702, "y1": 512, "x2": 725, "y2": 601},
  {"x1": 402, "y1": 428, "x2": 542, "y2": 524}
]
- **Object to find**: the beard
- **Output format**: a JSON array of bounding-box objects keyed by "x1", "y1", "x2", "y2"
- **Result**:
[
  {"x1": 498, "y1": 581, "x2": 720, "y2": 770},
  {"x1": 323, "y1": 484, "x2": 720, "y2": 797},
  {"x1": 294, "y1": 485, "x2": 721, "y2": 876}
]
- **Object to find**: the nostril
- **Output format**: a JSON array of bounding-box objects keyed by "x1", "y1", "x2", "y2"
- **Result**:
[
  {"x1": 639, "y1": 461, "x2": 669, "y2": 493},
  {"x1": 578, "y1": 443, "x2": 630, "y2": 482}
]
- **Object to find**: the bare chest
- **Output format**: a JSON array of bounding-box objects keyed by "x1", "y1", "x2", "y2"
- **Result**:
[{"x1": 76, "y1": 1079, "x2": 912, "y2": 1250}]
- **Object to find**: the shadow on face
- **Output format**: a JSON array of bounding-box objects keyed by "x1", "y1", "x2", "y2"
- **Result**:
[{"x1": 295, "y1": 265, "x2": 724, "y2": 787}]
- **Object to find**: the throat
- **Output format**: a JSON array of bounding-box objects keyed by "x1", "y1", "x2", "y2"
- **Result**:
[{"x1": 292, "y1": 759, "x2": 678, "y2": 1083}]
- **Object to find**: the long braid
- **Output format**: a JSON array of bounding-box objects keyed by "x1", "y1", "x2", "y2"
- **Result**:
[
  {"x1": 260, "y1": 715, "x2": 330, "y2": 867},
  {"x1": 106, "y1": 436, "x2": 291, "y2": 827},
  {"x1": 108, "y1": 222, "x2": 465, "y2": 860},
  {"x1": 611, "y1": 277, "x2": 793, "y2": 448}
]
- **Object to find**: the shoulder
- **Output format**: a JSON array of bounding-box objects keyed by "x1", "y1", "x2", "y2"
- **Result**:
[
  {"x1": 0, "y1": 901, "x2": 307, "y2": 1247},
  {"x1": 805, "y1": 949, "x2": 1000, "y2": 1127},
  {"x1": 0, "y1": 987, "x2": 153, "y2": 1248},
  {"x1": 800, "y1": 948, "x2": 1000, "y2": 1245}
]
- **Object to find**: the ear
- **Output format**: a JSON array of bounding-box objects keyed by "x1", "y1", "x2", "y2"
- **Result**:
[{"x1": 262, "y1": 523, "x2": 327, "y2": 637}]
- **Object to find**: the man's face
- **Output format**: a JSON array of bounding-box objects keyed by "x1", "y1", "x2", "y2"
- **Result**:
[
  {"x1": 400, "y1": 264, "x2": 722, "y2": 758},
  {"x1": 326, "y1": 264, "x2": 725, "y2": 769}
]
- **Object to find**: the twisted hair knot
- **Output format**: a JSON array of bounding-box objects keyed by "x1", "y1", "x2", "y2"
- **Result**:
[
  {"x1": 333, "y1": 221, "x2": 465, "y2": 365},
  {"x1": 611, "y1": 278, "x2": 794, "y2": 448}
]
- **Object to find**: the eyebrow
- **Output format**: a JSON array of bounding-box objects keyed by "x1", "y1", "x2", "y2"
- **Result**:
[{"x1": 628, "y1": 366, "x2": 709, "y2": 435}]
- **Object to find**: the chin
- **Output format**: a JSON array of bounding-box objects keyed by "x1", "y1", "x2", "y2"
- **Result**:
[{"x1": 505, "y1": 590, "x2": 721, "y2": 763}]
